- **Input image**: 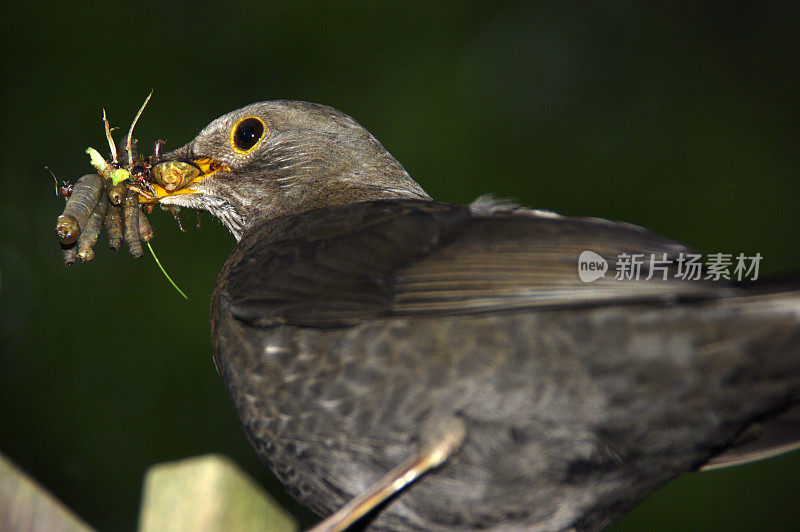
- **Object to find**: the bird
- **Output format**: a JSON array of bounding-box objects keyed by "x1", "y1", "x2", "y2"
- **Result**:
[{"x1": 145, "y1": 100, "x2": 800, "y2": 531}]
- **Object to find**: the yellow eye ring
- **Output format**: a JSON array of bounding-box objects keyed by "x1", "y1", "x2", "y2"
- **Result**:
[{"x1": 230, "y1": 116, "x2": 266, "y2": 154}]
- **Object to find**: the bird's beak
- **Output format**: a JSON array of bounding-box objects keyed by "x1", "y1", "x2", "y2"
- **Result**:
[{"x1": 137, "y1": 157, "x2": 229, "y2": 203}]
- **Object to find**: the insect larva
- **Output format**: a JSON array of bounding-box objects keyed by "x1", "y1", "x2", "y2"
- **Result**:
[
  {"x1": 55, "y1": 173, "x2": 104, "y2": 245},
  {"x1": 57, "y1": 215, "x2": 80, "y2": 246},
  {"x1": 77, "y1": 193, "x2": 109, "y2": 262},
  {"x1": 105, "y1": 204, "x2": 123, "y2": 250},
  {"x1": 61, "y1": 243, "x2": 78, "y2": 266},
  {"x1": 107, "y1": 182, "x2": 128, "y2": 205},
  {"x1": 123, "y1": 188, "x2": 142, "y2": 257},
  {"x1": 139, "y1": 210, "x2": 154, "y2": 242}
]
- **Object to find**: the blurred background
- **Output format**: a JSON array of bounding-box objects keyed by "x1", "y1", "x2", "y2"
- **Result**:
[{"x1": 1, "y1": 2, "x2": 799, "y2": 530}]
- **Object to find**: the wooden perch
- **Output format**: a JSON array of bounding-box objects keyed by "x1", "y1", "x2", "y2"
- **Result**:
[
  {"x1": 0, "y1": 450, "x2": 94, "y2": 532},
  {"x1": 138, "y1": 454, "x2": 298, "y2": 532}
]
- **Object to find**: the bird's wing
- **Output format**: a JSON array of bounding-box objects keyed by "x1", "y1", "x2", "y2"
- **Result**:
[
  {"x1": 219, "y1": 200, "x2": 732, "y2": 328},
  {"x1": 213, "y1": 199, "x2": 800, "y2": 477},
  {"x1": 702, "y1": 403, "x2": 800, "y2": 470}
]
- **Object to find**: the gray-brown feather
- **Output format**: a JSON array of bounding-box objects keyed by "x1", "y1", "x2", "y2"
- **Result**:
[
  {"x1": 223, "y1": 200, "x2": 730, "y2": 328},
  {"x1": 211, "y1": 201, "x2": 800, "y2": 531}
]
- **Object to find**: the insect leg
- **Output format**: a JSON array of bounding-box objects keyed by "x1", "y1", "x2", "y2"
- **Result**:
[
  {"x1": 125, "y1": 92, "x2": 152, "y2": 166},
  {"x1": 102, "y1": 109, "x2": 118, "y2": 163},
  {"x1": 166, "y1": 205, "x2": 185, "y2": 232},
  {"x1": 151, "y1": 139, "x2": 165, "y2": 164}
]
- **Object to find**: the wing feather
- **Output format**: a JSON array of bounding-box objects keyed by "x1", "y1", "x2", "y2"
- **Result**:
[{"x1": 221, "y1": 200, "x2": 732, "y2": 328}]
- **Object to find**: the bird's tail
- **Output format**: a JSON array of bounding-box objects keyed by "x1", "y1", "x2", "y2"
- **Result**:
[{"x1": 702, "y1": 277, "x2": 800, "y2": 469}]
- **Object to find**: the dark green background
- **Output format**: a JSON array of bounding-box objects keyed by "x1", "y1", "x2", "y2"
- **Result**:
[{"x1": 1, "y1": 2, "x2": 799, "y2": 530}]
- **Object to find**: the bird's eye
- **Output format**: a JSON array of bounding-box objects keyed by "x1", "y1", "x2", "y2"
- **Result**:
[{"x1": 231, "y1": 116, "x2": 265, "y2": 153}]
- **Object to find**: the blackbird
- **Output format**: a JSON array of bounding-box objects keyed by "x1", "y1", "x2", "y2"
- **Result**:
[{"x1": 148, "y1": 101, "x2": 800, "y2": 531}]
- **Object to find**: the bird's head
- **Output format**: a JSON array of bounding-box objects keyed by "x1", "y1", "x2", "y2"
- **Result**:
[{"x1": 145, "y1": 101, "x2": 430, "y2": 240}]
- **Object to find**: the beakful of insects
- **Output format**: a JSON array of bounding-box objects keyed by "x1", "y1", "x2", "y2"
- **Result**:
[{"x1": 52, "y1": 93, "x2": 189, "y2": 299}]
